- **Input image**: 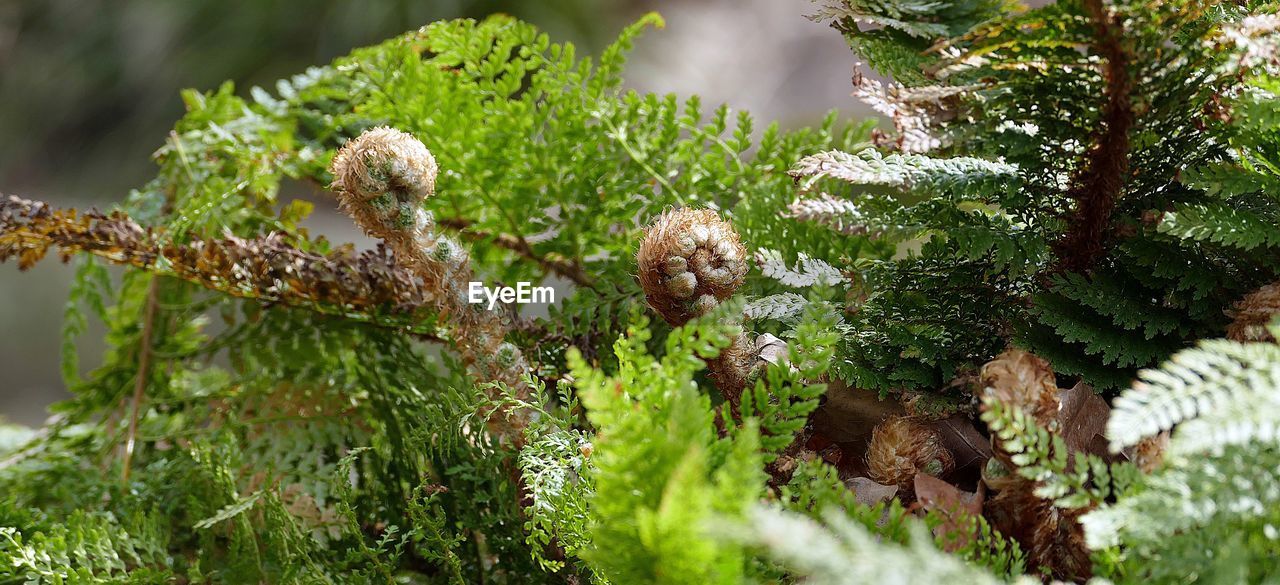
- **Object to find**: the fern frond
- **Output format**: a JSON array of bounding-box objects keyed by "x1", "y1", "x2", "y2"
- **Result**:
[
  {"x1": 1083, "y1": 443, "x2": 1280, "y2": 550},
  {"x1": 1159, "y1": 203, "x2": 1280, "y2": 251},
  {"x1": 982, "y1": 396, "x2": 1137, "y2": 509},
  {"x1": 1106, "y1": 340, "x2": 1280, "y2": 452},
  {"x1": 785, "y1": 193, "x2": 870, "y2": 235},
  {"x1": 756, "y1": 249, "x2": 845, "y2": 288},
  {"x1": 744, "y1": 293, "x2": 812, "y2": 322},
  {"x1": 790, "y1": 148, "x2": 1019, "y2": 195},
  {"x1": 519, "y1": 429, "x2": 594, "y2": 572}
]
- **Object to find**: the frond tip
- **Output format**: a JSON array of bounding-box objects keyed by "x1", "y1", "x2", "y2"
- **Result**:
[
  {"x1": 331, "y1": 126, "x2": 439, "y2": 234},
  {"x1": 332, "y1": 126, "x2": 438, "y2": 202},
  {"x1": 637, "y1": 208, "x2": 749, "y2": 326},
  {"x1": 866, "y1": 415, "x2": 954, "y2": 490}
]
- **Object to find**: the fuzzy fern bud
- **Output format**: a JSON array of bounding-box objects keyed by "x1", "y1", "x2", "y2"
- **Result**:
[
  {"x1": 980, "y1": 349, "x2": 1059, "y2": 428},
  {"x1": 637, "y1": 208, "x2": 749, "y2": 326},
  {"x1": 332, "y1": 126, "x2": 437, "y2": 203},
  {"x1": 331, "y1": 127, "x2": 442, "y2": 241},
  {"x1": 332, "y1": 126, "x2": 530, "y2": 440},
  {"x1": 637, "y1": 207, "x2": 756, "y2": 408},
  {"x1": 866, "y1": 415, "x2": 955, "y2": 490},
  {"x1": 494, "y1": 342, "x2": 520, "y2": 369},
  {"x1": 1227, "y1": 281, "x2": 1280, "y2": 342}
]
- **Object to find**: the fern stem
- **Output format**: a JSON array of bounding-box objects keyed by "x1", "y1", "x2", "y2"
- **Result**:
[
  {"x1": 439, "y1": 216, "x2": 595, "y2": 288},
  {"x1": 330, "y1": 128, "x2": 533, "y2": 441},
  {"x1": 1050, "y1": 0, "x2": 1135, "y2": 274},
  {"x1": 121, "y1": 276, "x2": 159, "y2": 483},
  {"x1": 0, "y1": 195, "x2": 449, "y2": 341}
]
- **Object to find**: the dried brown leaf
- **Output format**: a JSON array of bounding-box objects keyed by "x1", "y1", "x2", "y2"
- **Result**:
[
  {"x1": 812, "y1": 381, "x2": 906, "y2": 444},
  {"x1": 847, "y1": 476, "x2": 899, "y2": 507},
  {"x1": 931, "y1": 414, "x2": 993, "y2": 478},
  {"x1": 1056, "y1": 382, "x2": 1110, "y2": 455},
  {"x1": 914, "y1": 473, "x2": 984, "y2": 552}
]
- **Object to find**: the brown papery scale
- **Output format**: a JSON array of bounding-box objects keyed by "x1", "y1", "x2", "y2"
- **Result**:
[{"x1": 1227, "y1": 281, "x2": 1280, "y2": 342}]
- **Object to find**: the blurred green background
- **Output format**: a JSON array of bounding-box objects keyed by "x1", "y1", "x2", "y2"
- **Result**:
[{"x1": 0, "y1": 0, "x2": 863, "y2": 424}]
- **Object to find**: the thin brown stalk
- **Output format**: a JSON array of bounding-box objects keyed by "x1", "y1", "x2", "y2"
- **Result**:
[
  {"x1": 439, "y1": 217, "x2": 595, "y2": 288},
  {"x1": 121, "y1": 277, "x2": 159, "y2": 483},
  {"x1": 0, "y1": 195, "x2": 446, "y2": 341}
]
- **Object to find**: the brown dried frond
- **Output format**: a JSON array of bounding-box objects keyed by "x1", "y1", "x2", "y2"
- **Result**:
[
  {"x1": 852, "y1": 68, "x2": 971, "y2": 154},
  {"x1": 1227, "y1": 281, "x2": 1280, "y2": 342},
  {"x1": 980, "y1": 348, "x2": 1060, "y2": 428},
  {"x1": 637, "y1": 207, "x2": 749, "y2": 327},
  {"x1": 331, "y1": 127, "x2": 530, "y2": 439},
  {"x1": 866, "y1": 415, "x2": 954, "y2": 490},
  {"x1": 0, "y1": 195, "x2": 436, "y2": 333}
]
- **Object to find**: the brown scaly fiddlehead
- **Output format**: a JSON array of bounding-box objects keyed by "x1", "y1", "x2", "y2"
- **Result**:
[
  {"x1": 331, "y1": 126, "x2": 531, "y2": 439},
  {"x1": 637, "y1": 207, "x2": 754, "y2": 408},
  {"x1": 866, "y1": 415, "x2": 955, "y2": 496},
  {"x1": 979, "y1": 349, "x2": 1091, "y2": 581}
]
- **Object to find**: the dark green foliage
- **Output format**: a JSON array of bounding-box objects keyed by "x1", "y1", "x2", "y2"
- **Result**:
[{"x1": 798, "y1": 0, "x2": 1280, "y2": 391}]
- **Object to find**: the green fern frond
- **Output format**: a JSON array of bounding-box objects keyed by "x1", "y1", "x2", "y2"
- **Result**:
[
  {"x1": 1159, "y1": 203, "x2": 1280, "y2": 251},
  {"x1": 1106, "y1": 340, "x2": 1280, "y2": 451},
  {"x1": 735, "y1": 505, "x2": 1033, "y2": 585},
  {"x1": 790, "y1": 148, "x2": 1019, "y2": 196}
]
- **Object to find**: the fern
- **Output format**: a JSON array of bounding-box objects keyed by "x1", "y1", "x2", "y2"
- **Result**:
[
  {"x1": 744, "y1": 293, "x2": 811, "y2": 323},
  {"x1": 795, "y1": 0, "x2": 1280, "y2": 392},
  {"x1": 790, "y1": 148, "x2": 1019, "y2": 195},
  {"x1": 570, "y1": 312, "x2": 765, "y2": 584},
  {"x1": 1083, "y1": 335, "x2": 1280, "y2": 583},
  {"x1": 0, "y1": 510, "x2": 174, "y2": 584},
  {"x1": 1105, "y1": 340, "x2": 1280, "y2": 452},
  {"x1": 755, "y1": 249, "x2": 845, "y2": 288},
  {"x1": 734, "y1": 506, "x2": 1033, "y2": 585},
  {"x1": 2, "y1": 2, "x2": 1280, "y2": 583},
  {"x1": 982, "y1": 397, "x2": 1138, "y2": 509},
  {"x1": 519, "y1": 427, "x2": 594, "y2": 573},
  {"x1": 738, "y1": 305, "x2": 838, "y2": 456}
]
